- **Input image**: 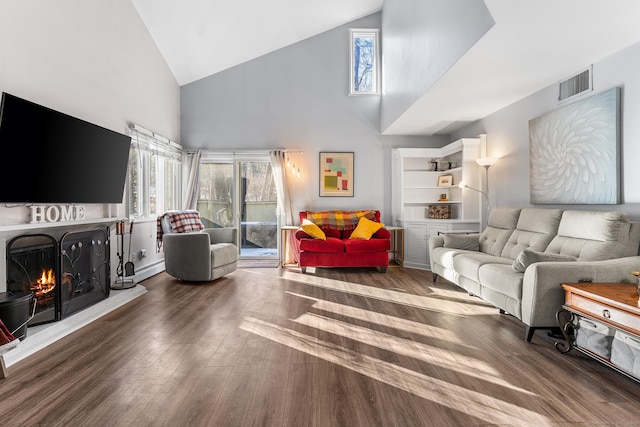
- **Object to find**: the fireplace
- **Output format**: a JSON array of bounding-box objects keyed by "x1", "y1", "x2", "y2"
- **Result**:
[{"x1": 6, "y1": 228, "x2": 110, "y2": 326}]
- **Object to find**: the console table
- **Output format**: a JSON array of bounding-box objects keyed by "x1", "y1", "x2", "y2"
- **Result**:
[
  {"x1": 556, "y1": 282, "x2": 640, "y2": 382},
  {"x1": 385, "y1": 226, "x2": 404, "y2": 266},
  {"x1": 281, "y1": 226, "x2": 299, "y2": 267}
]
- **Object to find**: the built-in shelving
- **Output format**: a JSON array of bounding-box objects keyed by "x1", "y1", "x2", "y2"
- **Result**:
[{"x1": 391, "y1": 137, "x2": 485, "y2": 270}]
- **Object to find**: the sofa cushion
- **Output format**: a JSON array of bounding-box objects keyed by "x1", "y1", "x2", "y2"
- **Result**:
[
  {"x1": 511, "y1": 249, "x2": 577, "y2": 273},
  {"x1": 350, "y1": 216, "x2": 385, "y2": 240},
  {"x1": 322, "y1": 228, "x2": 341, "y2": 239},
  {"x1": 430, "y1": 247, "x2": 475, "y2": 270},
  {"x1": 298, "y1": 237, "x2": 345, "y2": 253},
  {"x1": 479, "y1": 208, "x2": 522, "y2": 256},
  {"x1": 303, "y1": 209, "x2": 376, "y2": 230},
  {"x1": 546, "y1": 210, "x2": 640, "y2": 260},
  {"x1": 210, "y1": 243, "x2": 238, "y2": 268},
  {"x1": 344, "y1": 237, "x2": 390, "y2": 253},
  {"x1": 500, "y1": 208, "x2": 563, "y2": 259},
  {"x1": 558, "y1": 210, "x2": 628, "y2": 241},
  {"x1": 300, "y1": 219, "x2": 326, "y2": 240},
  {"x1": 478, "y1": 263, "x2": 524, "y2": 300},
  {"x1": 444, "y1": 234, "x2": 480, "y2": 251},
  {"x1": 452, "y1": 252, "x2": 513, "y2": 282},
  {"x1": 296, "y1": 227, "x2": 340, "y2": 240}
]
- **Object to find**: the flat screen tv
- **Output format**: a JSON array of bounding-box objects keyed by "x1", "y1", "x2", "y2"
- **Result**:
[{"x1": 0, "y1": 92, "x2": 131, "y2": 204}]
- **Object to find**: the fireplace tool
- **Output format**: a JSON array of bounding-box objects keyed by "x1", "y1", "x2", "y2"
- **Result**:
[
  {"x1": 111, "y1": 220, "x2": 136, "y2": 290},
  {"x1": 124, "y1": 220, "x2": 135, "y2": 277}
]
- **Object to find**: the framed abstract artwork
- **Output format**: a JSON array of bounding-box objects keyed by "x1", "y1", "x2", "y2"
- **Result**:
[
  {"x1": 529, "y1": 87, "x2": 620, "y2": 204},
  {"x1": 319, "y1": 152, "x2": 354, "y2": 197}
]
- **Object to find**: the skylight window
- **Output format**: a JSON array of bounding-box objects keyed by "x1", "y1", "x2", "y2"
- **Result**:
[{"x1": 349, "y1": 28, "x2": 380, "y2": 95}]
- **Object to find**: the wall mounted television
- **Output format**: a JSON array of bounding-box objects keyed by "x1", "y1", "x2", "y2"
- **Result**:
[{"x1": 0, "y1": 92, "x2": 131, "y2": 204}]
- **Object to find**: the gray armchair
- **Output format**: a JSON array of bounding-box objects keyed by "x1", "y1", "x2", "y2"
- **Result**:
[{"x1": 163, "y1": 228, "x2": 238, "y2": 281}]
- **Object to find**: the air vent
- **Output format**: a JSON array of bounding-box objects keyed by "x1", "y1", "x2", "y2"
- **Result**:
[{"x1": 558, "y1": 66, "x2": 592, "y2": 102}]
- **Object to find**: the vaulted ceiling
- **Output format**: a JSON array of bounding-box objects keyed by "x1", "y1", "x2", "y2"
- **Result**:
[{"x1": 132, "y1": 0, "x2": 640, "y2": 135}]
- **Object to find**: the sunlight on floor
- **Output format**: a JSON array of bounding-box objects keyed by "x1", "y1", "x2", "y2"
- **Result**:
[
  {"x1": 287, "y1": 291, "x2": 466, "y2": 345},
  {"x1": 233, "y1": 270, "x2": 555, "y2": 424},
  {"x1": 291, "y1": 311, "x2": 529, "y2": 389},
  {"x1": 281, "y1": 270, "x2": 496, "y2": 316},
  {"x1": 240, "y1": 316, "x2": 550, "y2": 425}
]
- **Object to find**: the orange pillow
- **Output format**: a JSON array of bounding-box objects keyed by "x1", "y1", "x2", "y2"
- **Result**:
[
  {"x1": 349, "y1": 216, "x2": 384, "y2": 240},
  {"x1": 300, "y1": 219, "x2": 326, "y2": 240}
]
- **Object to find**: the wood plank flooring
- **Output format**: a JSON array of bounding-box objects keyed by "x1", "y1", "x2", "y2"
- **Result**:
[{"x1": 1, "y1": 266, "x2": 640, "y2": 426}]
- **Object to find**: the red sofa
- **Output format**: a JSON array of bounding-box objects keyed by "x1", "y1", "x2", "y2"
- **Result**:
[{"x1": 293, "y1": 210, "x2": 391, "y2": 273}]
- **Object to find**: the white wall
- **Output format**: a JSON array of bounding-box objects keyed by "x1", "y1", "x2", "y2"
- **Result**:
[
  {"x1": 380, "y1": 0, "x2": 493, "y2": 133},
  {"x1": 0, "y1": 0, "x2": 179, "y2": 139},
  {"x1": 0, "y1": 0, "x2": 180, "y2": 288},
  {"x1": 180, "y1": 12, "x2": 447, "y2": 223},
  {"x1": 452, "y1": 41, "x2": 640, "y2": 220}
]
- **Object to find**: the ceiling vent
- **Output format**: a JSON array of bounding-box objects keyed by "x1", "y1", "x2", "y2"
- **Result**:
[{"x1": 558, "y1": 66, "x2": 592, "y2": 102}]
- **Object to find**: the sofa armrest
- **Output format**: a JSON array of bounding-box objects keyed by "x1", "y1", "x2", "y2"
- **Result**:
[
  {"x1": 372, "y1": 228, "x2": 391, "y2": 239},
  {"x1": 295, "y1": 229, "x2": 310, "y2": 240},
  {"x1": 203, "y1": 228, "x2": 237, "y2": 245},
  {"x1": 521, "y1": 256, "x2": 640, "y2": 327},
  {"x1": 428, "y1": 235, "x2": 445, "y2": 254}
]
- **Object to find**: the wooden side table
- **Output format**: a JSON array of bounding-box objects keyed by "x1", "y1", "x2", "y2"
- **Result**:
[{"x1": 556, "y1": 282, "x2": 640, "y2": 382}]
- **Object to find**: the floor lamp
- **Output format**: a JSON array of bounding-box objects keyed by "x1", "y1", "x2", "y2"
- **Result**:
[
  {"x1": 476, "y1": 157, "x2": 497, "y2": 198},
  {"x1": 459, "y1": 157, "x2": 497, "y2": 228}
]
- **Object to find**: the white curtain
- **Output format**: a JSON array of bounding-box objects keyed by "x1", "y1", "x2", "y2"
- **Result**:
[
  {"x1": 270, "y1": 150, "x2": 296, "y2": 264},
  {"x1": 182, "y1": 150, "x2": 202, "y2": 210}
]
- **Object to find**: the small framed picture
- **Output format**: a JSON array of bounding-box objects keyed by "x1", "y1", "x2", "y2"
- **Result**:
[
  {"x1": 319, "y1": 152, "x2": 354, "y2": 197},
  {"x1": 437, "y1": 175, "x2": 453, "y2": 187}
]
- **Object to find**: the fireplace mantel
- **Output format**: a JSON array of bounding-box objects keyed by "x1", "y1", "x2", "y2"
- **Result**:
[{"x1": 0, "y1": 217, "x2": 117, "y2": 234}]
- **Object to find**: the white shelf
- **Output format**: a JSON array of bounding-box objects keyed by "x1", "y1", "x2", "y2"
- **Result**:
[
  {"x1": 404, "y1": 166, "x2": 463, "y2": 173},
  {"x1": 404, "y1": 185, "x2": 460, "y2": 189}
]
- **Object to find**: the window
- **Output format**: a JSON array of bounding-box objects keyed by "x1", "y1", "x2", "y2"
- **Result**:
[
  {"x1": 349, "y1": 28, "x2": 380, "y2": 95},
  {"x1": 198, "y1": 162, "x2": 235, "y2": 227},
  {"x1": 127, "y1": 125, "x2": 182, "y2": 219}
]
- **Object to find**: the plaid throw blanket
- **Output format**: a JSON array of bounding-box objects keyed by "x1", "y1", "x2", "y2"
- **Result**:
[
  {"x1": 156, "y1": 210, "x2": 204, "y2": 251},
  {"x1": 305, "y1": 210, "x2": 376, "y2": 230}
]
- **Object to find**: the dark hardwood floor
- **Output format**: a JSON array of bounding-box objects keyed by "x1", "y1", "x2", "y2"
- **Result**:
[{"x1": 2, "y1": 265, "x2": 640, "y2": 426}]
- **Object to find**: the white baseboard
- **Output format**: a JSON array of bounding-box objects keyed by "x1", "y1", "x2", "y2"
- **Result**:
[{"x1": 127, "y1": 260, "x2": 165, "y2": 283}]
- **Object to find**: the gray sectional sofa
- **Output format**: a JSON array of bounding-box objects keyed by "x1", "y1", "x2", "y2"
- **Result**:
[{"x1": 429, "y1": 208, "x2": 640, "y2": 341}]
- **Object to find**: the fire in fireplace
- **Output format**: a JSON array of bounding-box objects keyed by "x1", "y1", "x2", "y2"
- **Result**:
[
  {"x1": 6, "y1": 227, "x2": 110, "y2": 326},
  {"x1": 7, "y1": 234, "x2": 58, "y2": 324},
  {"x1": 34, "y1": 268, "x2": 56, "y2": 307}
]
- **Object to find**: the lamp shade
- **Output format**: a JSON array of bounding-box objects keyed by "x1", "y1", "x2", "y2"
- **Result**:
[{"x1": 476, "y1": 157, "x2": 497, "y2": 167}]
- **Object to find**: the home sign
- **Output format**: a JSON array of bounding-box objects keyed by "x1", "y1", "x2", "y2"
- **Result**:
[{"x1": 30, "y1": 205, "x2": 86, "y2": 224}]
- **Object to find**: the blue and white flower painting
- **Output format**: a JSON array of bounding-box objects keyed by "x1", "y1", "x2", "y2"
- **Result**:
[{"x1": 529, "y1": 87, "x2": 620, "y2": 204}]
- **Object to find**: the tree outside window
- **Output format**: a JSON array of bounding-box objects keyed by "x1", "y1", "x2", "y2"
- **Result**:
[{"x1": 349, "y1": 29, "x2": 380, "y2": 95}]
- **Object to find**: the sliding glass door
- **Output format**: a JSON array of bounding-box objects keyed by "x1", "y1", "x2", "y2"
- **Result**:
[
  {"x1": 238, "y1": 160, "x2": 278, "y2": 258},
  {"x1": 197, "y1": 155, "x2": 278, "y2": 259}
]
